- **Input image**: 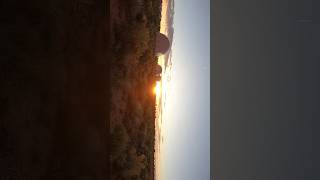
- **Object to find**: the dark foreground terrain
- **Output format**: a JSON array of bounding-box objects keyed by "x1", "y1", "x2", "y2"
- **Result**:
[
  {"x1": 1, "y1": 0, "x2": 161, "y2": 179},
  {"x1": 1, "y1": 0, "x2": 110, "y2": 179}
]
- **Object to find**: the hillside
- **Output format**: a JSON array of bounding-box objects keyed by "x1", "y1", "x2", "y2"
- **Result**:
[{"x1": 110, "y1": 0, "x2": 162, "y2": 179}]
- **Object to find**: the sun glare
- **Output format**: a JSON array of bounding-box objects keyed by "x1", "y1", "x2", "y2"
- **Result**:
[{"x1": 153, "y1": 82, "x2": 161, "y2": 96}]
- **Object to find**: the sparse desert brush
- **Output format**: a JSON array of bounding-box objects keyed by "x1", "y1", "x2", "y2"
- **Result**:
[
  {"x1": 121, "y1": 53, "x2": 139, "y2": 67},
  {"x1": 116, "y1": 22, "x2": 150, "y2": 59},
  {"x1": 110, "y1": 123, "x2": 130, "y2": 160},
  {"x1": 110, "y1": 0, "x2": 160, "y2": 179},
  {"x1": 121, "y1": 147, "x2": 146, "y2": 178},
  {"x1": 130, "y1": 22, "x2": 150, "y2": 47},
  {"x1": 139, "y1": 50, "x2": 153, "y2": 64}
]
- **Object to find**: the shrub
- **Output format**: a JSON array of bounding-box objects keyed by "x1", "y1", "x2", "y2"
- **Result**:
[{"x1": 110, "y1": 123, "x2": 130, "y2": 160}]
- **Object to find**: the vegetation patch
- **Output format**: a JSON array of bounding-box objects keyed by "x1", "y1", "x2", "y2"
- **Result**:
[{"x1": 110, "y1": 0, "x2": 162, "y2": 179}]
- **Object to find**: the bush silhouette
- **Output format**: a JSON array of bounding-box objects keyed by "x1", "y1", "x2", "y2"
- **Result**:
[{"x1": 110, "y1": 123, "x2": 129, "y2": 160}]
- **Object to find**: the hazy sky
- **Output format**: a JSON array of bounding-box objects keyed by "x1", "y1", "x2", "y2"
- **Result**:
[
  {"x1": 160, "y1": 0, "x2": 210, "y2": 180},
  {"x1": 213, "y1": 0, "x2": 320, "y2": 179}
]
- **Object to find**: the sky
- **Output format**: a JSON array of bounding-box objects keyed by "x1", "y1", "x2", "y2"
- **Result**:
[
  {"x1": 213, "y1": 0, "x2": 320, "y2": 179},
  {"x1": 156, "y1": 0, "x2": 210, "y2": 180}
]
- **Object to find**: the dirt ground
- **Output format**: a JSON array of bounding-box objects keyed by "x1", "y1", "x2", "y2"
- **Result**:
[{"x1": 0, "y1": 0, "x2": 112, "y2": 179}]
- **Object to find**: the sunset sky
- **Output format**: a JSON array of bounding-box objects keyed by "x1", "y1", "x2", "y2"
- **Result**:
[{"x1": 156, "y1": 0, "x2": 210, "y2": 179}]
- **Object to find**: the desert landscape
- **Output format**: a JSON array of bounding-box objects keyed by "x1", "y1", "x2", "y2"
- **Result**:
[
  {"x1": 110, "y1": 0, "x2": 163, "y2": 179},
  {"x1": 1, "y1": 0, "x2": 163, "y2": 179}
]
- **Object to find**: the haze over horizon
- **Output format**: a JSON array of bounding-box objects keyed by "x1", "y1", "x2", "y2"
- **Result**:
[{"x1": 155, "y1": 0, "x2": 210, "y2": 180}]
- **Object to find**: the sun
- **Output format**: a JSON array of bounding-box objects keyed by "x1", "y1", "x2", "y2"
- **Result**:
[{"x1": 153, "y1": 82, "x2": 161, "y2": 96}]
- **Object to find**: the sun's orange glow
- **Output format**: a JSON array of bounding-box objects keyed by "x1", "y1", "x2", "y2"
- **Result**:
[{"x1": 153, "y1": 82, "x2": 161, "y2": 96}]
